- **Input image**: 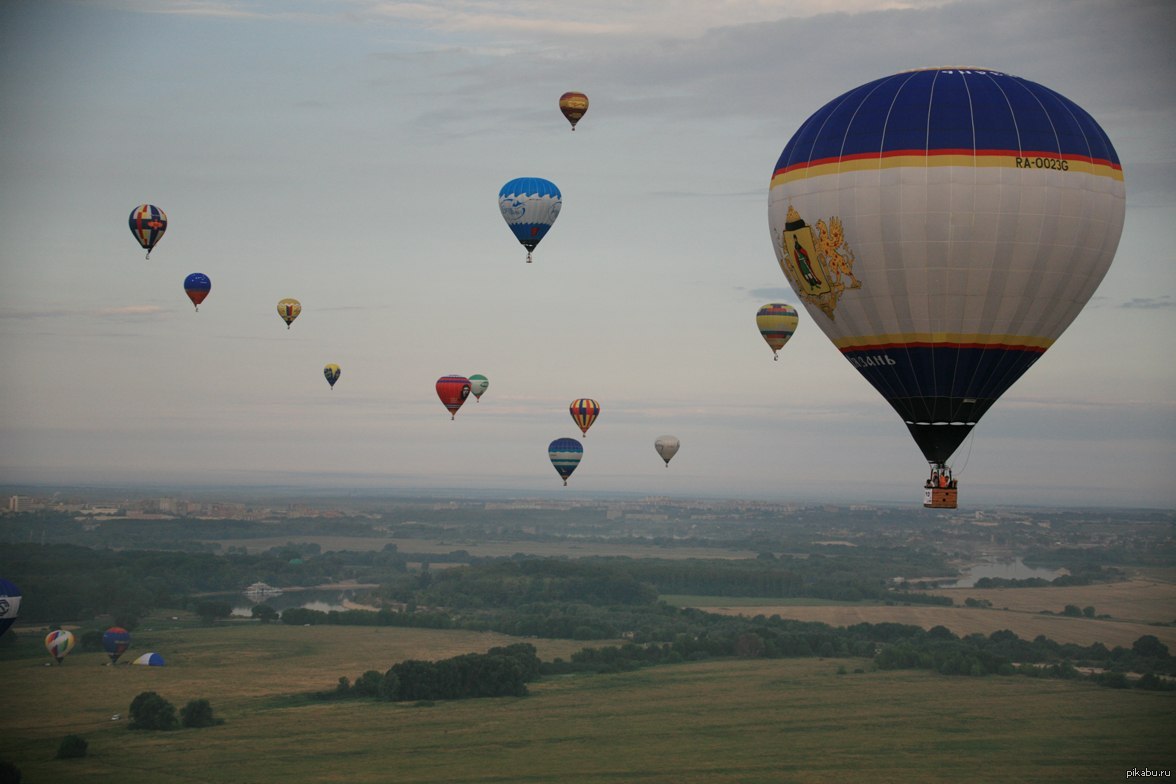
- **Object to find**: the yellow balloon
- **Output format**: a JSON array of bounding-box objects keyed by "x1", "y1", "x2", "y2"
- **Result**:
[{"x1": 277, "y1": 298, "x2": 301, "y2": 329}]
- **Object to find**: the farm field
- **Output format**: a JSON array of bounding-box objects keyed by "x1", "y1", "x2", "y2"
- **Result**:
[
  {"x1": 678, "y1": 578, "x2": 1176, "y2": 650},
  {"x1": 1, "y1": 623, "x2": 1172, "y2": 783}
]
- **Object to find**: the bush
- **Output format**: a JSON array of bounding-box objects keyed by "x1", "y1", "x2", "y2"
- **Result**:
[
  {"x1": 129, "y1": 691, "x2": 178, "y2": 731},
  {"x1": 0, "y1": 760, "x2": 20, "y2": 784},
  {"x1": 180, "y1": 699, "x2": 223, "y2": 728},
  {"x1": 55, "y1": 735, "x2": 88, "y2": 759}
]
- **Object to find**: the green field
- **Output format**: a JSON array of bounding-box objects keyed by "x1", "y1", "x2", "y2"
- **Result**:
[{"x1": 2, "y1": 621, "x2": 1173, "y2": 783}]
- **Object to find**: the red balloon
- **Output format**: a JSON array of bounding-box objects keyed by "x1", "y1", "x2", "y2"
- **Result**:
[{"x1": 435, "y1": 375, "x2": 471, "y2": 420}]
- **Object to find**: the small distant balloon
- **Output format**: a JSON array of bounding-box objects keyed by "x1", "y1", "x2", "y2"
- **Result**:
[
  {"x1": 102, "y1": 627, "x2": 131, "y2": 664},
  {"x1": 436, "y1": 375, "x2": 472, "y2": 420},
  {"x1": 277, "y1": 298, "x2": 301, "y2": 329},
  {"x1": 499, "y1": 177, "x2": 561, "y2": 263},
  {"x1": 756, "y1": 303, "x2": 799, "y2": 360},
  {"x1": 324, "y1": 363, "x2": 341, "y2": 389},
  {"x1": 184, "y1": 273, "x2": 211, "y2": 311},
  {"x1": 569, "y1": 399, "x2": 600, "y2": 436},
  {"x1": 128, "y1": 204, "x2": 167, "y2": 258},
  {"x1": 0, "y1": 579, "x2": 20, "y2": 638},
  {"x1": 559, "y1": 91, "x2": 589, "y2": 131},
  {"x1": 468, "y1": 374, "x2": 489, "y2": 401},
  {"x1": 45, "y1": 629, "x2": 75, "y2": 664},
  {"x1": 654, "y1": 435, "x2": 680, "y2": 467},
  {"x1": 548, "y1": 438, "x2": 583, "y2": 486}
]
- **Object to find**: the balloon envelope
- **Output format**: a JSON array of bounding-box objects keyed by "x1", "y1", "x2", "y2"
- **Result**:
[
  {"x1": 756, "y1": 303, "x2": 799, "y2": 359},
  {"x1": 324, "y1": 363, "x2": 341, "y2": 389},
  {"x1": 184, "y1": 273, "x2": 211, "y2": 310},
  {"x1": 548, "y1": 438, "x2": 583, "y2": 485},
  {"x1": 569, "y1": 399, "x2": 600, "y2": 436},
  {"x1": 654, "y1": 435, "x2": 680, "y2": 466},
  {"x1": 132, "y1": 652, "x2": 165, "y2": 666},
  {"x1": 559, "y1": 91, "x2": 589, "y2": 130},
  {"x1": 499, "y1": 177, "x2": 561, "y2": 262},
  {"x1": 768, "y1": 67, "x2": 1125, "y2": 465},
  {"x1": 277, "y1": 298, "x2": 301, "y2": 329},
  {"x1": 468, "y1": 374, "x2": 489, "y2": 400},
  {"x1": 0, "y1": 579, "x2": 20, "y2": 638},
  {"x1": 128, "y1": 204, "x2": 167, "y2": 258},
  {"x1": 44, "y1": 629, "x2": 75, "y2": 663},
  {"x1": 102, "y1": 627, "x2": 131, "y2": 664},
  {"x1": 436, "y1": 375, "x2": 471, "y2": 420}
]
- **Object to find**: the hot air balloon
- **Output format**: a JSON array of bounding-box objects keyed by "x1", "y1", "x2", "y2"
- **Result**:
[
  {"x1": 184, "y1": 273, "x2": 211, "y2": 311},
  {"x1": 559, "y1": 91, "x2": 589, "y2": 131},
  {"x1": 468, "y1": 374, "x2": 489, "y2": 401},
  {"x1": 132, "y1": 652, "x2": 165, "y2": 666},
  {"x1": 102, "y1": 627, "x2": 131, "y2": 664},
  {"x1": 0, "y1": 579, "x2": 20, "y2": 638},
  {"x1": 45, "y1": 629, "x2": 75, "y2": 664},
  {"x1": 436, "y1": 375, "x2": 471, "y2": 420},
  {"x1": 756, "y1": 303, "x2": 799, "y2": 361},
  {"x1": 654, "y1": 435, "x2": 680, "y2": 467},
  {"x1": 128, "y1": 204, "x2": 167, "y2": 258},
  {"x1": 499, "y1": 177, "x2": 561, "y2": 263},
  {"x1": 324, "y1": 363, "x2": 341, "y2": 389},
  {"x1": 277, "y1": 298, "x2": 301, "y2": 329},
  {"x1": 768, "y1": 67, "x2": 1125, "y2": 508},
  {"x1": 548, "y1": 438, "x2": 583, "y2": 486},
  {"x1": 569, "y1": 399, "x2": 600, "y2": 436}
]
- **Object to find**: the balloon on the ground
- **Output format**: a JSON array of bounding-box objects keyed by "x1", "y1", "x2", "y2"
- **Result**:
[
  {"x1": 436, "y1": 375, "x2": 472, "y2": 420},
  {"x1": 768, "y1": 67, "x2": 1125, "y2": 500},
  {"x1": 499, "y1": 177, "x2": 561, "y2": 263},
  {"x1": 569, "y1": 399, "x2": 600, "y2": 436},
  {"x1": 183, "y1": 273, "x2": 211, "y2": 311},
  {"x1": 756, "y1": 303, "x2": 799, "y2": 360},
  {"x1": 132, "y1": 652, "x2": 165, "y2": 666},
  {"x1": 654, "y1": 435, "x2": 680, "y2": 467},
  {"x1": 323, "y1": 363, "x2": 341, "y2": 389},
  {"x1": 277, "y1": 298, "x2": 301, "y2": 329},
  {"x1": 468, "y1": 374, "x2": 489, "y2": 401},
  {"x1": 102, "y1": 627, "x2": 131, "y2": 664},
  {"x1": 559, "y1": 91, "x2": 589, "y2": 131},
  {"x1": 45, "y1": 629, "x2": 75, "y2": 664},
  {"x1": 0, "y1": 579, "x2": 20, "y2": 638},
  {"x1": 548, "y1": 438, "x2": 583, "y2": 486},
  {"x1": 128, "y1": 204, "x2": 167, "y2": 258}
]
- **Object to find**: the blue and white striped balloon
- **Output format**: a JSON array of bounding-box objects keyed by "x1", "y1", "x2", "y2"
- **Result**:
[{"x1": 499, "y1": 177, "x2": 561, "y2": 263}]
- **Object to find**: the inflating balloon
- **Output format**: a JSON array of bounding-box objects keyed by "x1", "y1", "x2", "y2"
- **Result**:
[
  {"x1": 184, "y1": 273, "x2": 211, "y2": 311},
  {"x1": 559, "y1": 92, "x2": 589, "y2": 131},
  {"x1": 45, "y1": 629, "x2": 75, "y2": 664},
  {"x1": 756, "y1": 304, "x2": 799, "y2": 361},
  {"x1": 128, "y1": 204, "x2": 167, "y2": 258},
  {"x1": 0, "y1": 579, "x2": 20, "y2": 638},
  {"x1": 132, "y1": 652, "x2": 165, "y2": 666},
  {"x1": 654, "y1": 435, "x2": 680, "y2": 467},
  {"x1": 768, "y1": 67, "x2": 1125, "y2": 508},
  {"x1": 324, "y1": 363, "x2": 341, "y2": 389},
  {"x1": 499, "y1": 177, "x2": 561, "y2": 263},
  {"x1": 468, "y1": 374, "x2": 489, "y2": 401},
  {"x1": 569, "y1": 399, "x2": 600, "y2": 437},
  {"x1": 277, "y1": 298, "x2": 301, "y2": 329},
  {"x1": 436, "y1": 375, "x2": 471, "y2": 420},
  {"x1": 548, "y1": 438, "x2": 583, "y2": 486}
]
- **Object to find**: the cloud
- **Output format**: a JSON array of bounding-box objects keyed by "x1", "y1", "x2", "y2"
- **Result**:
[
  {"x1": 95, "y1": 306, "x2": 168, "y2": 317},
  {"x1": 745, "y1": 287, "x2": 794, "y2": 300},
  {"x1": 1121, "y1": 296, "x2": 1175, "y2": 310}
]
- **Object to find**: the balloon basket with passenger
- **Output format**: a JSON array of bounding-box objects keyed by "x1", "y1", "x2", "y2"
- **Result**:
[{"x1": 923, "y1": 464, "x2": 958, "y2": 509}]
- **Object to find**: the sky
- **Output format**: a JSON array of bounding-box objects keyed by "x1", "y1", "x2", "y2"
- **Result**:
[{"x1": 0, "y1": 0, "x2": 1173, "y2": 508}]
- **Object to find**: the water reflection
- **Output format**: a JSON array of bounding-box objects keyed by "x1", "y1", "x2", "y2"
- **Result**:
[{"x1": 950, "y1": 557, "x2": 1065, "y2": 588}]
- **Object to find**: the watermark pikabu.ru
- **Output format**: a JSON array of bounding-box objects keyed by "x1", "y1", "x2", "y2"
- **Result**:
[{"x1": 1127, "y1": 769, "x2": 1172, "y2": 779}]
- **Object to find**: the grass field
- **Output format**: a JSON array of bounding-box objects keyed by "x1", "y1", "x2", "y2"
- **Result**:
[{"x1": 2, "y1": 622, "x2": 1173, "y2": 783}]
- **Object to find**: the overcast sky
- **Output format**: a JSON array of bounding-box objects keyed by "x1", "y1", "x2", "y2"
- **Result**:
[{"x1": 1, "y1": 0, "x2": 1173, "y2": 508}]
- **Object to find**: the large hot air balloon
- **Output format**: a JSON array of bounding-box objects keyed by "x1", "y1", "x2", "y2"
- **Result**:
[
  {"x1": 499, "y1": 177, "x2": 561, "y2": 263},
  {"x1": 548, "y1": 438, "x2": 583, "y2": 486},
  {"x1": 756, "y1": 303, "x2": 799, "y2": 361},
  {"x1": 436, "y1": 375, "x2": 471, "y2": 420},
  {"x1": 654, "y1": 435, "x2": 680, "y2": 467},
  {"x1": 768, "y1": 67, "x2": 1125, "y2": 508},
  {"x1": 0, "y1": 579, "x2": 20, "y2": 638},
  {"x1": 277, "y1": 298, "x2": 301, "y2": 329},
  {"x1": 132, "y1": 652, "x2": 165, "y2": 666},
  {"x1": 128, "y1": 204, "x2": 167, "y2": 258},
  {"x1": 184, "y1": 273, "x2": 211, "y2": 311},
  {"x1": 468, "y1": 374, "x2": 489, "y2": 401},
  {"x1": 102, "y1": 627, "x2": 131, "y2": 664},
  {"x1": 569, "y1": 399, "x2": 600, "y2": 436},
  {"x1": 45, "y1": 629, "x2": 75, "y2": 664},
  {"x1": 324, "y1": 363, "x2": 341, "y2": 389},
  {"x1": 559, "y1": 91, "x2": 589, "y2": 131}
]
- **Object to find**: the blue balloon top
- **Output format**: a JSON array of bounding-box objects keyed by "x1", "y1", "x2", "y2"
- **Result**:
[
  {"x1": 773, "y1": 67, "x2": 1120, "y2": 174},
  {"x1": 499, "y1": 177, "x2": 561, "y2": 200},
  {"x1": 548, "y1": 437, "x2": 583, "y2": 454},
  {"x1": 183, "y1": 273, "x2": 211, "y2": 292}
]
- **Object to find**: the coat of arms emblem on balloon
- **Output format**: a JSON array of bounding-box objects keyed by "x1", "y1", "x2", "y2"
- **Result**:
[{"x1": 778, "y1": 205, "x2": 861, "y2": 320}]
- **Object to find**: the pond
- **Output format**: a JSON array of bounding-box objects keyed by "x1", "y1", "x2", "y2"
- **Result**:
[{"x1": 949, "y1": 557, "x2": 1067, "y2": 588}]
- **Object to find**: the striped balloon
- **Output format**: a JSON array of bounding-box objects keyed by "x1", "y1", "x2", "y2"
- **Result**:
[
  {"x1": 569, "y1": 398, "x2": 600, "y2": 436},
  {"x1": 755, "y1": 303, "x2": 799, "y2": 360},
  {"x1": 44, "y1": 629, "x2": 75, "y2": 664},
  {"x1": 128, "y1": 203, "x2": 167, "y2": 258},
  {"x1": 499, "y1": 177, "x2": 561, "y2": 263},
  {"x1": 548, "y1": 438, "x2": 583, "y2": 486},
  {"x1": 768, "y1": 67, "x2": 1124, "y2": 469}
]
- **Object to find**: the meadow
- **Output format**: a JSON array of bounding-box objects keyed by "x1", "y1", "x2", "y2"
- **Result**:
[{"x1": 2, "y1": 621, "x2": 1172, "y2": 783}]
